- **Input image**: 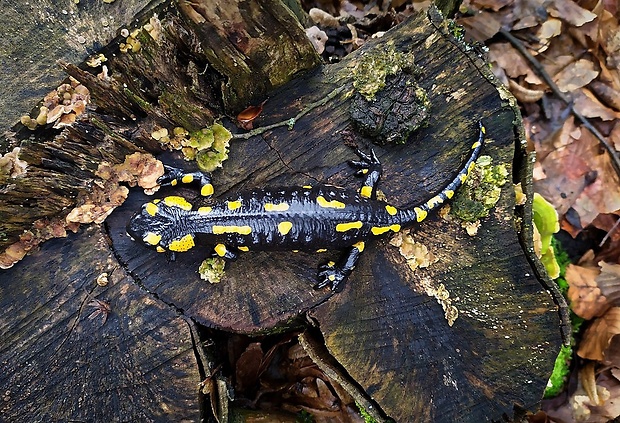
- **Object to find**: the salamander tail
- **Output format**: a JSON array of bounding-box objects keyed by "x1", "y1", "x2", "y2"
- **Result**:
[{"x1": 398, "y1": 122, "x2": 485, "y2": 226}]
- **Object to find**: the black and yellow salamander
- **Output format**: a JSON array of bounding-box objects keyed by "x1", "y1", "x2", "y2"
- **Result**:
[{"x1": 127, "y1": 123, "x2": 485, "y2": 291}]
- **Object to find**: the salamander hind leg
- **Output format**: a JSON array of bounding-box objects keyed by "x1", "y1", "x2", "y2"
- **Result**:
[
  {"x1": 158, "y1": 165, "x2": 215, "y2": 197},
  {"x1": 349, "y1": 149, "x2": 382, "y2": 199},
  {"x1": 316, "y1": 241, "x2": 365, "y2": 292}
]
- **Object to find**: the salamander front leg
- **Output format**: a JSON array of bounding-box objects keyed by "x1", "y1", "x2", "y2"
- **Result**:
[
  {"x1": 158, "y1": 165, "x2": 215, "y2": 197},
  {"x1": 349, "y1": 149, "x2": 382, "y2": 199},
  {"x1": 316, "y1": 241, "x2": 366, "y2": 292},
  {"x1": 212, "y1": 243, "x2": 238, "y2": 260}
]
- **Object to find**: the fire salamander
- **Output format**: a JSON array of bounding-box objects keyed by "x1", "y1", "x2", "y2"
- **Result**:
[{"x1": 127, "y1": 123, "x2": 485, "y2": 291}]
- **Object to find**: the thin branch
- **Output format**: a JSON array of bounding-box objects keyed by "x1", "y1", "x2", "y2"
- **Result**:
[{"x1": 499, "y1": 28, "x2": 620, "y2": 178}]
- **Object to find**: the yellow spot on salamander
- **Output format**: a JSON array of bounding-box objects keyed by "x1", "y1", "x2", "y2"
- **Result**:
[
  {"x1": 415, "y1": 207, "x2": 428, "y2": 222},
  {"x1": 317, "y1": 196, "x2": 345, "y2": 209},
  {"x1": 385, "y1": 205, "x2": 397, "y2": 216},
  {"x1": 426, "y1": 195, "x2": 443, "y2": 209},
  {"x1": 198, "y1": 206, "x2": 212, "y2": 214},
  {"x1": 370, "y1": 224, "x2": 401, "y2": 235},
  {"x1": 336, "y1": 221, "x2": 363, "y2": 232},
  {"x1": 212, "y1": 225, "x2": 252, "y2": 235},
  {"x1": 169, "y1": 234, "x2": 195, "y2": 252},
  {"x1": 459, "y1": 173, "x2": 467, "y2": 183},
  {"x1": 445, "y1": 190, "x2": 455, "y2": 199},
  {"x1": 164, "y1": 196, "x2": 192, "y2": 210},
  {"x1": 201, "y1": 184, "x2": 214, "y2": 197},
  {"x1": 481, "y1": 125, "x2": 486, "y2": 134},
  {"x1": 292, "y1": 250, "x2": 299, "y2": 253},
  {"x1": 360, "y1": 186, "x2": 373, "y2": 198},
  {"x1": 156, "y1": 246, "x2": 166, "y2": 253},
  {"x1": 144, "y1": 232, "x2": 162, "y2": 245},
  {"x1": 145, "y1": 202, "x2": 159, "y2": 216},
  {"x1": 278, "y1": 221, "x2": 293, "y2": 235},
  {"x1": 171, "y1": 179, "x2": 178, "y2": 186},
  {"x1": 303, "y1": 185, "x2": 312, "y2": 189},
  {"x1": 265, "y1": 203, "x2": 290, "y2": 212},
  {"x1": 316, "y1": 249, "x2": 327, "y2": 253},
  {"x1": 238, "y1": 246, "x2": 249, "y2": 252},
  {"x1": 471, "y1": 141, "x2": 481, "y2": 149},
  {"x1": 328, "y1": 261, "x2": 336, "y2": 267},
  {"x1": 214, "y1": 243, "x2": 227, "y2": 257},
  {"x1": 181, "y1": 174, "x2": 194, "y2": 184},
  {"x1": 328, "y1": 274, "x2": 336, "y2": 281},
  {"x1": 353, "y1": 241, "x2": 365, "y2": 252},
  {"x1": 227, "y1": 200, "x2": 242, "y2": 210}
]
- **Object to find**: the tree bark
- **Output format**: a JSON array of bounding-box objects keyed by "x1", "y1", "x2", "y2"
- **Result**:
[{"x1": 0, "y1": 1, "x2": 562, "y2": 422}]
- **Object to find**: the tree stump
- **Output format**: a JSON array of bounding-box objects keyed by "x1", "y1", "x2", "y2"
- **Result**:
[{"x1": 0, "y1": 1, "x2": 562, "y2": 422}]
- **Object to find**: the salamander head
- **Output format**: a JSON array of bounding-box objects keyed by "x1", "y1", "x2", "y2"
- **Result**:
[{"x1": 126, "y1": 196, "x2": 196, "y2": 254}]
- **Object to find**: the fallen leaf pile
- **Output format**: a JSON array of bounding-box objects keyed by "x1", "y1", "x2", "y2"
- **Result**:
[{"x1": 459, "y1": 0, "x2": 620, "y2": 421}]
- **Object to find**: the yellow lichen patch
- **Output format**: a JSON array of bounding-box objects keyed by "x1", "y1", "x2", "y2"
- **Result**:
[
  {"x1": 265, "y1": 203, "x2": 290, "y2": 212},
  {"x1": 278, "y1": 221, "x2": 293, "y2": 235},
  {"x1": 385, "y1": 205, "x2": 397, "y2": 216},
  {"x1": 212, "y1": 225, "x2": 252, "y2": 235},
  {"x1": 198, "y1": 206, "x2": 212, "y2": 214},
  {"x1": 201, "y1": 184, "x2": 214, "y2": 196},
  {"x1": 371, "y1": 224, "x2": 401, "y2": 235},
  {"x1": 360, "y1": 186, "x2": 373, "y2": 198},
  {"x1": 336, "y1": 221, "x2": 363, "y2": 232},
  {"x1": 181, "y1": 174, "x2": 194, "y2": 184},
  {"x1": 316, "y1": 249, "x2": 327, "y2": 253},
  {"x1": 353, "y1": 241, "x2": 365, "y2": 252},
  {"x1": 214, "y1": 243, "x2": 227, "y2": 257},
  {"x1": 145, "y1": 202, "x2": 158, "y2": 216},
  {"x1": 169, "y1": 234, "x2": 195, "y2": 252},
  {"x1": 317, "y1": 196, "x2": 345, "y2": 209},
  {"x1": 144, "y1": 232, "x2": 162, "y2": 246},
  {"x1": 164, "y1": 196, "x2": 192, "y2": 210},
  {"x1": 468, "y1": 161, "x2": 476, "y2": 174},
  {"x1": 238, "y1": 246, "x2": 249, "y2": 252},
  {"x1": 414, "y1": 207, "x2": 427, "y2": 222},
  {"x1": 227, "y1": 200, "x2": 242, "y2": 210}
]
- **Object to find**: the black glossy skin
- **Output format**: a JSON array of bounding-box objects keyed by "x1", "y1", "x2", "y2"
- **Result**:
[{"x1": 127, "y1": 124, "x2": 485, "y2": 291}]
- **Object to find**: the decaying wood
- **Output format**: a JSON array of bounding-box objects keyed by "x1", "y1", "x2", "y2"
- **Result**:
[{"x1": 0, "y1": 1, "x2": 562, "y2": 422}]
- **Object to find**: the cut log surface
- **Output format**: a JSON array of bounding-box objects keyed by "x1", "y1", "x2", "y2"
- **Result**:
[
  {"x1": 0, "y1": 226, "x2": 202, "y2": 421},
  {"x1": 0, "y1": 2, "x2": 562, "y2": 422}
]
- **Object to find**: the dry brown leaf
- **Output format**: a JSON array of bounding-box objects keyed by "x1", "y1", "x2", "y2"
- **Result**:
[
  {"x1": 566, "y1": 263, "x2": 609, "y2": 319},
  {"x1": 588, "y1": 80, "x2": 620, "y2": 112},
  {"x1": 573, "y1": 88, "x2": 620, "y2": 120},
  {"x1": 488, "y1": 42, "x2": 536, "y2": 79},
  {"x1": 508, "y1": 79, "x2": 545, "y2": 103},
  {"x1": 596, "y1": 262, "x2": 620, "y2": 305},
  {"x1": 578, "y1": 307, "x2": 620, "y2": 360},
  {"x1": 458, "y1": 11, "x2": 502, "y2": 41},
  {"x1": 553, "y1": 59, "x2": 599, "y2": 92},
  {"x1": 571, "y1": 129, "x2": 620, "y2": 227},
  {"x1": 548, "y1": 0, "x2": 597, "y2": 27}
]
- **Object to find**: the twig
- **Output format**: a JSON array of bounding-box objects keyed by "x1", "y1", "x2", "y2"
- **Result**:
[
  {"x1": 499, "y1": 28, "x2": 620, "y2": 178},
  {"x1": 232, "y1": 85, "x2": 350, "y2": 140}
]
